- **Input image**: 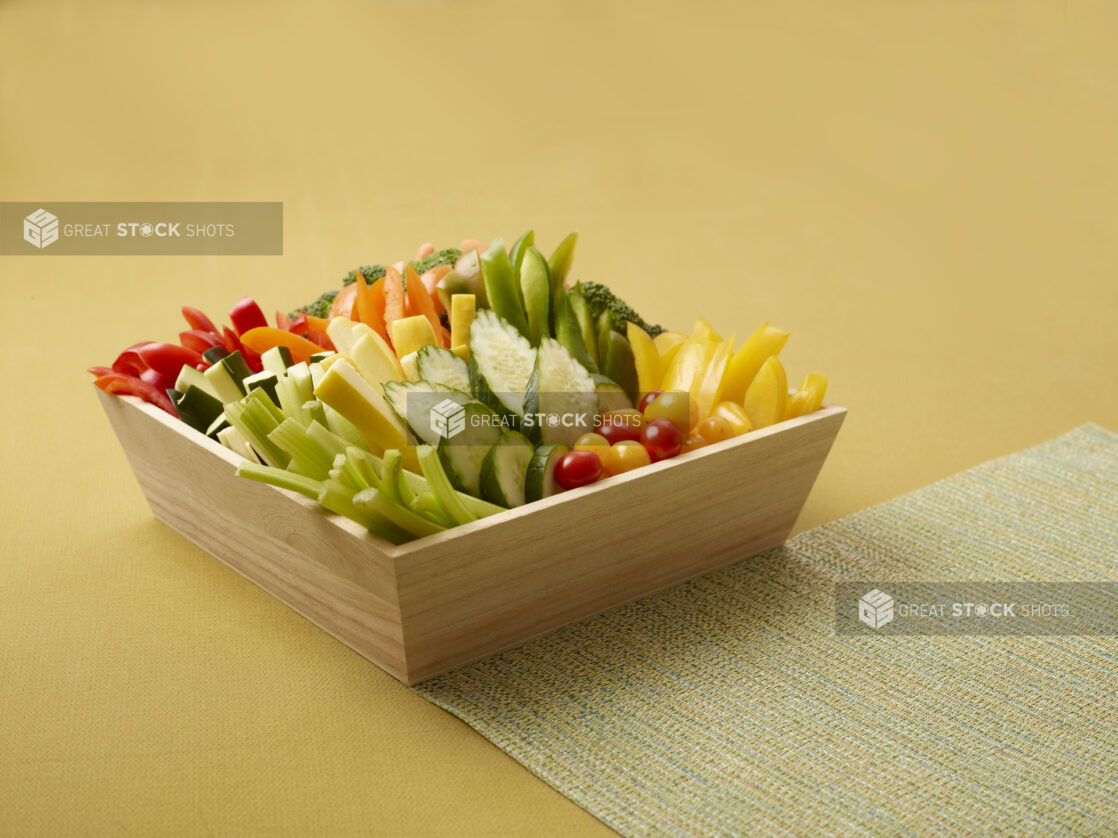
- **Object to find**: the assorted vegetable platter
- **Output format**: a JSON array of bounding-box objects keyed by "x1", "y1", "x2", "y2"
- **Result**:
[{"x1": 89, "y1": 231, "x2": 829, "y2": 544}]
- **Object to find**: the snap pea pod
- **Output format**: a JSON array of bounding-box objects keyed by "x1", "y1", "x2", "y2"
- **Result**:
[{"x1": 480, "y1": 238, "x2": 531, "y2": 339}]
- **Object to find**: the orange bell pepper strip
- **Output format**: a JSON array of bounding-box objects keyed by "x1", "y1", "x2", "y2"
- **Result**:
[
  {"x1": 329, "y1": 282, "x2": 359, "y2": 319},
  {"x1": 305, "y1": 314, "x2": 332, "y2": 335},
  {"x1": 355, "y1": 274, "x2": 390, "y2": 344},
  {"x1": 405, "y1": 264, "x2": 450, "y2": 347},
  {"x1": 238, "y1": 327, "x2": 324, "y2": 365},
  {"x1": 382, "y1": 266, "x2": 406, "y2": 336}
]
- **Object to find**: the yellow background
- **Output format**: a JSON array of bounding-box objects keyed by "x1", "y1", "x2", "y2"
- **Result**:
[{"x1": 2, "y1": 1, "x2": 1116, "y2": 835}]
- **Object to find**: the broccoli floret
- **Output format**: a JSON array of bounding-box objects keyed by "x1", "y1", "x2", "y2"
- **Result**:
[
  {"x1": 410, "y1": 248, "x2": 461, "y2": 277},
  {"x1": 574, "y1": 280, "x2": 664, "y2": 337},
  {"x1": 342, "y1": 265, "x2": 387, "y2": 286},
  {"x1": 293, "y1": 289, "x2": 337, "y2": 319}
]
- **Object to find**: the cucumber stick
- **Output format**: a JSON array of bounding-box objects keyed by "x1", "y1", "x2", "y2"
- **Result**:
[
  {"x1": 480, "y1": 238, "x2": 530, "y2": 338},
  {"x1": 417, "y1": 445, "x2": 476, "y2": 525},
  {"x1": 519, "y1": 245, "x2": 551, "y2": 347},
  {"x1": 480, "y1": 431, "x2": 533, "y2": 508}
]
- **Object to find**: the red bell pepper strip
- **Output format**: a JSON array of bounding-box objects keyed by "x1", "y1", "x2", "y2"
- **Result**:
[
  {"x1": 112, "y1": 342, "x2": 156, "y2": 378},
  {"x1": 275, "y1": 310, "x2": 293, "y2": 331},
  {"x1": 288, "y1": 314, "x2": 310, "y2": 336},
  {"x1": 181, "y1": 306, "x2": 218, "y2": 334},
  {"x1": 139, "y1": 366, "x2": 176, "y2": 392},
  {"x1": 178, "y1": 330, "x2": 223, "y2": 354},
  {"x1": 93, "y1": 373, "x2": 176, "y2": 415},
  {"x1": 230, "y1": 297, "x2": 268, "y2": 336},
  {"x1": 138, "y1": 343, "x2": 204, "y2": 380}
]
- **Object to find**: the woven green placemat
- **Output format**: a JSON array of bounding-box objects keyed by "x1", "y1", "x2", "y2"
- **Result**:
[{"x1": 415, "y1": 425, "x2": 1118, "y2": 836}]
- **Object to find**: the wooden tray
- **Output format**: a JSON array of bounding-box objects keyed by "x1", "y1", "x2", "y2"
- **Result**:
[{"x1": 97, "y1": 387, "x2": 845, "y2": 684}]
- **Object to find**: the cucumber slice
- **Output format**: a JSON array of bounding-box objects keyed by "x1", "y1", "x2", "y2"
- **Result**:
[
  {"x1": 591, "y1": 373, "x2": 634, "y2": 413},
  {"x1": 523, "y1": 338, "x2": 599, "y2": 446},
  {"x1": 437, "y1": 401, "x2": 506, "y2": 497},
  {"x1": 468, "y1": 308, "x2": 537, "y2": 417},
  {"x1": 480, "y1": 430, "x2": 533, "y2": 508},
  {"x1": 415, "y1": 345, "x2": 470, "y2": 393},
  {"x1": 383, "y1": 380, "x2": 475, "y2": 447},
  {"x1": 525, "y1": 443, "x2": 569, "y2": 503}
]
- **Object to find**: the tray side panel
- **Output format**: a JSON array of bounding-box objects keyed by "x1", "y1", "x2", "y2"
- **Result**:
[
  {"x1": 396, "y1": 408, "x2": 845, "y2": 683},
  {"x1": 98, "y1": 390, "x2": 409, "y2": 680}
]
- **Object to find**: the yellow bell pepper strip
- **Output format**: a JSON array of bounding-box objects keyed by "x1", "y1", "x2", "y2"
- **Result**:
[
  {"x1": 692, "y1": 317, "x2": 721, "y2": 343},
  {"x1": 653, "y1": 330, "x2": 687, "y2": 373},
  {"x1": 785, "y1": 373, "x2": 829, "y2": 419},
  {"x1": 350, "y1": 334, "x2": 405, "y2": 388},
  {"x1": 450, "y1": 294, "x2": 475, "y2": 356},
  {"x1": 238, "y1": 327, "x2": 323, "y2": 366},
  {"x1": 313, "y1": 359, "x2": 419, "y2": 471},
  {"x1": 693, "y1": 333, "x2": 736, "y2": 421},
  {"x1": 712, "y1": 401, "x2": 753, "y2": 435},
  {"x1": 626, "y1": 321, "x2": 661, "y2": 396},
  {"x1": 661, "y1": 330, "x2": 717, "y2": 394},
  {"x1": 720, "y1": 323, "x2": 790, "y2": 404},
  {"x1": 743, "y1": 356, "x2": 788, "y2": 429}
]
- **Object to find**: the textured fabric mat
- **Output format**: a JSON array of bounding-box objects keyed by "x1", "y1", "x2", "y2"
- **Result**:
[{"x1": 415, "y1": 425, "x2": 1118, "y2": 836}]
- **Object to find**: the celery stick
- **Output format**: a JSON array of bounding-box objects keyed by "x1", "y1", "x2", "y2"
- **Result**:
[
  {"x1": 411, "y1": 491, "x2": 455, "y2": 528},
  {"x1": 268, "y1": 419, "x2": 335, "y2": 479},
  {"x1": 225, "y1": 398, "x2": 289, "y2": 469},
  {"x1": 346, "y1": 447, "x2": 383, "y2": 490},
  {"x1": 306, "y1": 420, "x2": 349, "y2": 460},
  {"x1": 380, "y1": 450, "x2": 404, "y2": 504},
  {"x1": 322, "y1": 404, "x2": 367, "y2": 450},
  {"x1": 352, "y1": 489, "x2": 446, "y2": 539},
  {"x1": 417, "y1": 444, "x2": 476, "y2": 526},
  {"x1": 236, "y1": 461, "x2": 322, "y2": 500},
  {"x1": 303, "y1": 400, "x2": 326, "y2": 428}
]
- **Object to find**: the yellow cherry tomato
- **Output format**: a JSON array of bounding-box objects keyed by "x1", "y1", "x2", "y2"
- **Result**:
[
  {"x1": 643, "y1": 390, "x2": 697, "y2": 435},
  {"x1": 697, "y1": 416, "x2": 735, "y2": 445},
  {"x1": 602, "y1": 439, "x2": 652, "y2": 476},
  {"x1": 680, "y1": 433, "x2": 709, "y2": 454},
  {"x1": 574, "y1": 432, "x2": 611, "y2": 466}
]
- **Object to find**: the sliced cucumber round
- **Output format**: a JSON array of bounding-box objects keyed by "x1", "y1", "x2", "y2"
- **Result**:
[
  {"x1": 480, "y1": 430, "x2": 534, "y2": 508},
  {"x1": 524, "y1": 443, "x2": 569, "y2": 503}
]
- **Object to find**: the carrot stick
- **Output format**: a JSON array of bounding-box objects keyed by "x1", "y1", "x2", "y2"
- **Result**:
[
  {"x1": 383, "y1": 266, "x2": 406, "y2": 339},
  {"x1": 329, "y1": 283, "x2": 359, "y2": 319},
  {"x1": 405, "y1": 264, "x2": 450, "y2": 347},
  {"x1": 355, "y1": 275, "x2": 390, "y2": 344}
]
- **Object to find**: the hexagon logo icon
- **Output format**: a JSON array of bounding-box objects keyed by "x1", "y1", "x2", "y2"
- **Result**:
[
  {"x1": 24, "y1": 208, "x2": 59, "y2": 249},
  {"x1": 430, "y1": 398, "x2": 467, "y2": 440},
  {"x1": 859, "y1": 589, "x2": 894, "y2": 629}
]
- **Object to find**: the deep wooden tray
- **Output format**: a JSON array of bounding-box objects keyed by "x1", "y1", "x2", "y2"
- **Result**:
[{"x1": 97, "y1": 387, "x2": 845, "y2": 684}]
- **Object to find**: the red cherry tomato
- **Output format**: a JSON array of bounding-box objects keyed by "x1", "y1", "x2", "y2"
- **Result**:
[
  {"x1": 640, "y1": 418, "x2": 682, "y2": 462},
  {"x1": 553, "y1": 449, "x2": 603, "y2": 490},
  {"x1": 638, "y1": 390, "x2": 663, "y2": 414},
  {"x1": 598, "y1": 412, "x2": 642, "y2": 444}
]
